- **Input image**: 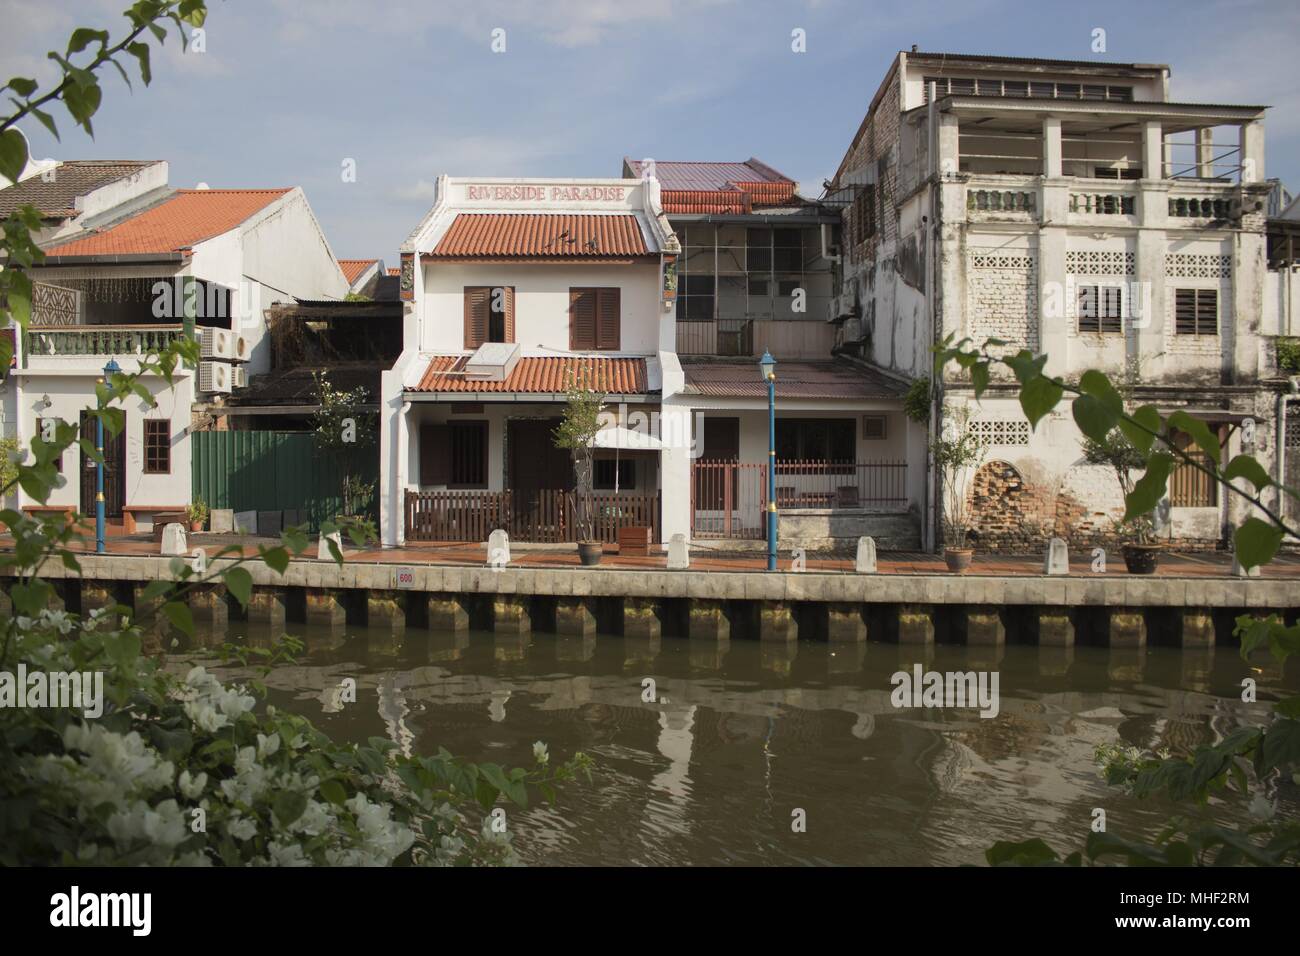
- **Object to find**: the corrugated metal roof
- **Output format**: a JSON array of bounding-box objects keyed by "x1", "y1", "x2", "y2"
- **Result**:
[
  {"x1": 44, "y1": 188, "x2": 292, "y2": 257},
  {"x1": 411, "y1": 355, "x2": 649, "y2": 394},
  {"x1": 682, "y1": 360, "x2": 907, "y2": 400},
  {"x1": 0, "y1": 160, "x2": 159, "y2": 219},
  {"x1": 427, "y1": 214, "x2": 649, "y2": 258}
]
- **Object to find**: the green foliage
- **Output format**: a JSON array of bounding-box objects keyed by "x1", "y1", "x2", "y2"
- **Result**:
[
  {"x1": 0, "y1": 436, "x2": 18, "y2": 495},
  {"x1": 931, "y1": 407, "x2": 987, "y2": 550},
  {"x1": 186, "y1": 495, "x2": 208, "y2": 525},
  {"x1": 0, "y1": 1, "x2": 587, "y2": 868},
  {"x1": 552, "y1": 365, "x2": 604, "y2": 543},
  {"x1": 903, "y1": 376, "x2": 931, "y2": 423},
  {"x1": 311, "y1": 370, "x2": 376, "y2": 517},
  {"x1": 1082, "y1": 428, "x2": 1155, "y2": 543},
  {"x1": 1277, "y1": 337, "x2": 1300, "y2": 374}
]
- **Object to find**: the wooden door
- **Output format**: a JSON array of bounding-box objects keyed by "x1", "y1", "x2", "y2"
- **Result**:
[
  {"x1": 80, "y1": 409, "x2": 126, "y2": 518},
  {"x1": 696, "y1": 417, "x2": 739, "y2": 510}
]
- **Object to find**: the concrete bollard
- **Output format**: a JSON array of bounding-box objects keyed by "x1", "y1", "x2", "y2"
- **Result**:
[
  {"x1": 1044, "y1": 537, "x2": 1069, "y2": 575},
  {"x1": 318, "y1": 531, "x2": 343, "y2": 561},
  {"x1": 1231, "y1": 555, "x2": 1261, "y2": 579},
  {"x1": 161, "y1": 523, "x2": 187, "y2": 556},
  {"x1": 855, "y1": 536, "x2": 877, "y2": 574},
  {"x1": 487, "y1": 529, "x2": 510, "y2": 568},
  {"x1": 667, "y1": 533, "x2": 689, "y2": 570}
]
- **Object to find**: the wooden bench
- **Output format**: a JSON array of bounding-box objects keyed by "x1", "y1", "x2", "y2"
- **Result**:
[{"x1": 617, "y1": 525, "x2": 652, "y2": 556}]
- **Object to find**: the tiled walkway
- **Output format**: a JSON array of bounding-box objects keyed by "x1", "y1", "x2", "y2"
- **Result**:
[{"x1": 32, "y1": 533, "x2": 1300, "y2": 578}]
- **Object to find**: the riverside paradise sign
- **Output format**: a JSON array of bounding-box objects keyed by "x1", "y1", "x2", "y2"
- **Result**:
[{"x1": 463, "y1": 183, "x2": 630, "y2": 203}]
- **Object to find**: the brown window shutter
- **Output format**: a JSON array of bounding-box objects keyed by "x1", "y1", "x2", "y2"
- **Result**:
[
  {"x1": 420, "y1": 423, "x2": 450, "y2": 485},
  {"x1": 569, "y1": 288, "x2": 596, "y2": 350},
  {"x1": 464, "y1": 287, "x2": 489, "y2": 349},
  {"x1": 503, "y1": 286, "x2": 515, "y2": 343},
  {"x1": 596, "y1": 287, "x2": 620, "y2": 350}
]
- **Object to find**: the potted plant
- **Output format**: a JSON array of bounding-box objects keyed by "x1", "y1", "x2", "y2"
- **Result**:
[
  {"x1": 1083, "y1": 428, "x2": 1160, "y2": 574},
  {"x1": 186, "y1": 496, "x2": 209, "y2": 533},
  {"x1": 932, "y1": 408, "x2": 987, "y2": 573},
  {"x1": 553, "y1": 367, "x2": 605, "y2": 566}
]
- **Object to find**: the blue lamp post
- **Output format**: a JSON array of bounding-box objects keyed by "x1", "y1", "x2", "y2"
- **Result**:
[
  {"x1": 96, "y1": 358, "x2": 121, "y2": 554},
  {"x1": 759, "y1": 350, "x2": 777, "y2": 571}
]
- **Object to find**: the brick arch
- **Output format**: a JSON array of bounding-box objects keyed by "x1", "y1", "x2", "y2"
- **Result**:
[{"x1": 967, "y1": 459, "x2": 1036, "y2": 550}]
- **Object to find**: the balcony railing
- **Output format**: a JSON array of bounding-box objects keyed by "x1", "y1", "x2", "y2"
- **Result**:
[
  {"x1": 22, "y1": 324, "x2": 187, "y2": 365},
  {"x1": 1069, "y1": 192, "x2": 1136, "y2": 215},
  {"x1": 1169, "y1": 196, "x2": 1233, "y2": 219},
  {"x1": 966, "y1": 188, "x2": 1036, "y2": 214}
]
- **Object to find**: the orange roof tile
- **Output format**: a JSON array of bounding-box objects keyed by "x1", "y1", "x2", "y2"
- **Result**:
[
  {"x1": 44, "y1": 188, "x2": 292, "y2": 257},
  {"x1": 338, "y1": 258, "x2": 379, "y2": 283},
  {"x1": 411, "y1": 356, "x2": 648, "y2": 394},
  {"x1": 428, "y1": 214, "x2": 649, "y2": 258},
  {"x1": 387, "y1": 267, "x2": 400, "y2": 276},
  {"x1": 624, "y1": 158, "x2": 798, "y2": 214}
]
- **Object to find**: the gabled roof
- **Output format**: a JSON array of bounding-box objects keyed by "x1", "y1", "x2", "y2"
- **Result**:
[
  {"x1": 427, "y1": 214, "x2": 650, "y2": 259},
  {"x1": 338, "y1": 258, "x2": 380, "y2": 284},
  {"x1": 411, "y1": 356, "x2": 649, "y2": 394},
  {"x1": 43, "y1": 188, "x2": 292, "y2": 258},
  {"x1": 623, "y1": 157, "x2": 799, "y2": 214},
  {"x1": 0, "y1": 160, "x2": 160, "y2": 219}
]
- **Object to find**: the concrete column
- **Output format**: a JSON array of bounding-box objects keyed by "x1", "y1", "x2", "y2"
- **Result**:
[
  {"x1": 896, "y1": 604, "x2": 935, "y2": 645},
  {"x1": 80, "y1": 580, "x2": 121, "y2": 617},
  {"x1": 1108, "y1": 608, "x2": 1147, "y2": 648},
  {"x1": 1195, "y1": 127, "x2": 1214, "y2": 179},
  {"x1": 936, "y1": 112, "x2": 960, "y2": 174},
  {"x1": 826, "y1": 603, "x2": 868, "y2": 643},
  {"x1": 1038, "y1": 221, "x2": 1069, "y2": 379},
  {"x1": 189, "y1": 585, "x2": 228, "y2": 625},
  {"x1": 246, "y1": 587, "x2": 287, "y2": 626},
  {"x1": 492, "y1": 595, "x2": 531, "y2": 635},
  {"x1": 305, "y1": 588, "x2": 346, "y2": 627},
  {"x1": 964, "y1": 606, "x2": 1005, "y2": 646},
  {"x1": 367, "y1": 590, "x2": 406, "y2": 632},
  {"x1": 759, "y1": 602, "x2": 797, "y2": 643},
  {"x1": 1042, "y1": 116, "x2": 1063, "y2": 178},
  {"x1": 1181, "y1": 609, "x2": 1216, "y2": 649},
  {"x1": 428, "y1": 595, "x2": 469, "y2": 632},
  {"x1": 1142, "y1": 121, "x2": 1165, "y2": 179},
  {"x1": 556, "y1": 598, "x2": 597, "y2": 637},
  {"x1": 1035, "y1": 606, "x2": 1074, "y2": 647},
  {"x1": 1239, "y1": 121, "x2": 1264, "y2": 182},
  {"x1": 623, "y1": 598, "x2": 663, "y2": 640},
  {"x1": 688, "y1": 600, "x2": 729, "y2": 641},
  {"x1": 658, "y1": 402, "x2": 693, "y2": 542}
]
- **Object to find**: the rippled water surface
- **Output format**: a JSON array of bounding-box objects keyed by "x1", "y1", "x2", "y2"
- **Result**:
[{"x1": 191, "y1": 620, "x2": 1298, "y2": 866}]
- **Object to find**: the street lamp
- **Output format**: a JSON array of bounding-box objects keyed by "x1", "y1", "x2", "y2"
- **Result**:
[
  {"x1": 759, "y1": 350, "x2": 777, "y2": 571},
  {"x1": 96, "y1": 358, "x2": 121, "y2": 554}
]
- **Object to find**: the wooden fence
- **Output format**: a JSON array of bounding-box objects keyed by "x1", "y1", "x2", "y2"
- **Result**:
[{"x1": 405, "y1": 489, "x2": 659, "y2": 544}]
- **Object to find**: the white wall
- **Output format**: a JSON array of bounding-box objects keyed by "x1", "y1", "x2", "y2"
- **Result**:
[{"x1": 419, "y1": 261, "x2": 662, "y2": 355}]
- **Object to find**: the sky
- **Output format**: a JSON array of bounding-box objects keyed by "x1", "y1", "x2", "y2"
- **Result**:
[{"x1": 3, "y1": 0, "x2": 1297, "y2": 260}]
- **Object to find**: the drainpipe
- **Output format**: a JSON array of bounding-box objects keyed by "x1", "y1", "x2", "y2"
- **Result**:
[{"x1": 924, "y1": 80, "x2": 940, "y2": 553}]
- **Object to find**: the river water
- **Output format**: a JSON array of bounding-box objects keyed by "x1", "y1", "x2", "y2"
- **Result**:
[{"x1": 187, "y1": 620, "x2": 1297, "y2": 866}]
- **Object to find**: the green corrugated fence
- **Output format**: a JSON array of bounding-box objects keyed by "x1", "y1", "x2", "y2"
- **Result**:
[{"x1": 191, "y1": 431, "x2": 377, "y2": 532}]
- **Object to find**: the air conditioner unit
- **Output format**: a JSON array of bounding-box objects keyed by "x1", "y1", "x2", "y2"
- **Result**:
[
  {"x1": 199, "y1": 326, "x2": 236, "y2": 360},
  {"x1": 199, "y1": 361, "x2": 232, "y2": 393},
  {"x1": 231, "y1": 333, "x2": 252, "y2": 363},
  {"x1": 232, "y1": 366, "x2": 247, "y2": 388}
]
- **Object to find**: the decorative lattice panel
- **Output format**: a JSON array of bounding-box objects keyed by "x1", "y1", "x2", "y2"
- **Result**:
[
  {"x1": 1065, "y1": 250, "x2": 1134, "y2": 275},
  {"x1": 969, "y1": 250, "x2": 1034, "y2": 271},
  {"x1": 1165, "y1": 253, "x2": 1231, "y2": 278},
  {"x1": 968, "y1": 419, "x2": 1031, "y2": 446},
  {"x1": 1287, "y1": 406, "x2": 1300, "y2": 448}
]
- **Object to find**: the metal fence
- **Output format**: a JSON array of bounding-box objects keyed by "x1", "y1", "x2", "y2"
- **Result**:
[{"x1": 405, "y1": 489, "x2": 659, "y2": 544}]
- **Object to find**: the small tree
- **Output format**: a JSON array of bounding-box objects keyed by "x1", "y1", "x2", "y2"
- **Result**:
[
  {"x1": 311, "y1": 370, "x2": 375, "y2": 518},
  {"x1": 932, "y1": 407, "x2": 988, "y2": 551},
  {"x1": 1082, "y1": 427, "x2": 1155, "y2": 544},
  {"x1": 552, "y1": 366, "x2": 603, "y2": 543}
]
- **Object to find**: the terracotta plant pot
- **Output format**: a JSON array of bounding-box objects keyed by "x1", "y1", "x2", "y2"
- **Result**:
[
  {"x1": 944, "y1": 548, "x2": 974, "y2": 573},
  {"x1": 1122, "y1": 543, "x2": 1160, "y2": 575},
  {"x1": 577, "y1": 541, "x2": 603, "y2": 566},
  {"x1": 190, "y1": 521, "x2": 204, "y2": 533}
]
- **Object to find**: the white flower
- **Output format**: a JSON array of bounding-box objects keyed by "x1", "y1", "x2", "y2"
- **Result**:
[
  {"x1": 533, "y1": 741, "x2": 549, "y2": 766},
  {"x1": 257, "y1": 732, "x2": 280, "y2": 760},
  {"x1": 40, "y1": 609, "x2": 75, "y2": 634},
  {"x1": 228, "y1": 814, "x2": 258, "y2": 842},
  {"x1": 178, "y1": 769, "x2": 207, "y2": 800}
]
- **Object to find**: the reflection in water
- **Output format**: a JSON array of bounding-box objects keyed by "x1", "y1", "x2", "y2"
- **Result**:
[{"x1": 186, "y1": 621, "x2": 1299, "y2": 866}]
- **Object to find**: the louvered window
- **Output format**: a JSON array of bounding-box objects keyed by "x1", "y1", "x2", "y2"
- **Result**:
[{"x1": 569, "y1": 287, "x2": 621, "y2": 350}]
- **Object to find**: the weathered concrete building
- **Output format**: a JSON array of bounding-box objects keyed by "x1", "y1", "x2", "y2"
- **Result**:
[{"x1": 828, "y1": 50, "x2": 1279, "y2": 551}]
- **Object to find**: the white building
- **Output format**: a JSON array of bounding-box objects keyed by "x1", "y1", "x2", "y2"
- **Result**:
[
  {"x1": 4, "y1": 176, "x2": 348, "y2": 532},
  {"x1": 378, "y1": 172, "x2": 925, "y2": 552},
  {"x1": 829, "y1": 50, "x2": 1278, "y2": 551}
]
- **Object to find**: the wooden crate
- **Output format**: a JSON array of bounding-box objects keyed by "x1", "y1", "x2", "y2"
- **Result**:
[{"x1": 617, "y1": 525, "x2": 652, "y2": 556}]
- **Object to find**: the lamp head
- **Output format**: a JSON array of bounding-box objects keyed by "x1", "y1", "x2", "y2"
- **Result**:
[{"x1": 758, "y1": 350, "x2": 776, "y2": 382}]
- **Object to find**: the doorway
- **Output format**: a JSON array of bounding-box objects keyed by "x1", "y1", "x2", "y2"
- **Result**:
[{"x1": 80, "y1": 409, "x2": 126, "y2": 518}]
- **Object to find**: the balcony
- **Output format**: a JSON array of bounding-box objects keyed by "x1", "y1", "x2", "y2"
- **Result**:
[
  {"x1": 21, "y1": 324, "x2": 188, "y2": 367},
  {"x1": 675, "y1": 316, "x2": 835, "y2": 359}
]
